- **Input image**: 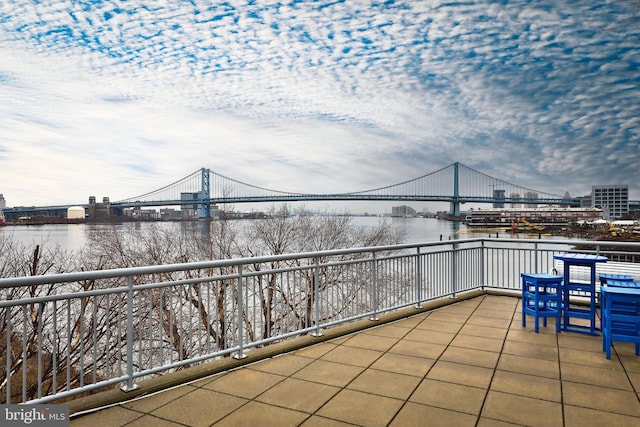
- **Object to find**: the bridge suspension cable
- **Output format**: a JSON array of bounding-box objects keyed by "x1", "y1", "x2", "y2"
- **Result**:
[{"x1": 114, "y1": 163, "x2": 575, "y2": 209}]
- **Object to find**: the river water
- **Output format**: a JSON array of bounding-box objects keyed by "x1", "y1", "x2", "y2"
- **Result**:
[{"x1": 0, "y1": 217, "x2": 515, "y2": 252}]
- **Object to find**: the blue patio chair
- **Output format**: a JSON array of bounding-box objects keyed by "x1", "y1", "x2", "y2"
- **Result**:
[
  {"x1": 600, "y1": 285, "x2": 640, "y2": 359},
  {"x1": 522, "y1": 273, "x2": 563, "y2": 333}
]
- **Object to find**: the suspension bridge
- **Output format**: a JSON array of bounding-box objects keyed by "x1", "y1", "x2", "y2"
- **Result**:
[{"x1": 3, "y1": 162, "x2": 580, "y2": 221}]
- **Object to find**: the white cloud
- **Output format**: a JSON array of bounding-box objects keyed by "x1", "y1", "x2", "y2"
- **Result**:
[{"x1": 0, "y1": 0, "x2": 639, "y2": 210}]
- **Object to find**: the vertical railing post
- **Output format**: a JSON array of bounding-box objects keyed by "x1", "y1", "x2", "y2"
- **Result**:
[
  {"x1": 480, "y1": 240, "x2": 486, "y2": 290},
  {"x1": 534, "y1": 242, "x2": 539, "y2": 273},
  {"x1": 415, "y1": 247, "x2": 423, "y2": 308},
  {"x1": 451, "y1": 242, "x2": 458, "y2": 298},
  {"x1": 121, "y1": 276, "x2": 139, "y2": 392},
  {"x1": 311, "y1": 257, "x2": 323, "y2": 337},
  {"x1": 370, "y1": 252, "x2": 379, "y2": 321},
  {"x1": 234, "y1": 264, "x2": 248, "y2": 359}
]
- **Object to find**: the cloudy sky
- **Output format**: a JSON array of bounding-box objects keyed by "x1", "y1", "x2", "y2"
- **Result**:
[{"x1": 1, "y1": 0, "x2": 639, "y2": 210}]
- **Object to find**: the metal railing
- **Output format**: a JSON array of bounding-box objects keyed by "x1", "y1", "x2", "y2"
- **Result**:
[{"x1": 1, "y1": 238, "x2": 639, "y2": 404}]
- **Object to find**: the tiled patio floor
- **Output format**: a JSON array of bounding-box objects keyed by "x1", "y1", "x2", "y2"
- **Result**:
[{"x1": 70, "y1": 294, "x2": 640, "y2": 426}]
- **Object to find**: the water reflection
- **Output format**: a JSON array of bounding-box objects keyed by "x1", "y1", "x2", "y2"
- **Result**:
[{"x1": 2, "y1": 217, "x2": 574, "y2": 252}]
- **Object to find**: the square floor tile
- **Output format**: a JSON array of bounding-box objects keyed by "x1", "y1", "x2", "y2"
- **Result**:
[
  {"x1": 416, "y1": 318, "x2": 463, "y2": 333},
  {"x1": 151, "y1": 388, "x2": 247, "y2": 427},
  {"x1": 122, "y1": 384, "x2": 198, "y2": 413},
  {"x1": 389, "y1": 339, "x2": 446, "y2": 359},
  {"x1": 427, "y1": 360, "x2": 493, "y2": 389},
  {"x1": 563, "y1": 381, "x2": 640, "y2": 417},
  {"x1": 292, "y1": 359, "x2": 365, "y2": 387},
  {"x1": 559, "y1": 347, "x2": 622, "y2": 369},
  {"x1": 506, "y1": 328, "x2": 558, "y2": 346},
  {"x1": 390, "y1": 402, "x2": 476, "y2": 427},
  {"x1": 502, "y1": 340, "x2": 559, "y2": 361},
  {"x1": 300, "y1": 415, "x2": 357, "y2": 427},
  {"x1": 490, "y1": 370, "x2": 561, "y2": 401},
  {"x1": 317, "y1": 389, "x2": 403, "y2": 427},
  {"x1": 295, "y1": 342, "x2": 338, "y2": 359},
  {"x1": 439, "y1": 346, "x2": 499, "y2": 369},
  {"x1": 426, "y1": 311, "x2": 470, "y2": 324},
  {"x1": 497, "y1": 353, "x2": 559, "y2": 379},
  {"x1": 481, "y1": 390, "x2": 562, "y2": 427},
  {"x1": 256, "y1": 377, "x2": 340, "y2": 413},
  {"x1": 467, "y1": 316, "x2": 511, "y2": 329},
  {"x1": 473, "y1": 308, "x2": 515, "y2": 320},
  {"x1": 451, "y1": 334, "x2": 504, "y2": 353},
  {"x1": 342, "y1": 332, "x2": 399, "y2": 352},
  {"x1": 557, "y1": 334, "x2": 602, "y2": 352},
  {"x1": 561, "y1": 362, "x2": 633, "y2": 390},
  {"x1": 320, "y1": 344, "x2": 383, "y2": 367},
  {"x1": 215, "y1": 400, "x2": 309, "y2": 427},
  {"x1": 563, "y1": 404, "x2": 640, "y2": 427},
  {"x1": 370, "y1": 352, "x2": 436, "y2": 377},
  {"x1": 248, "y1": 353, "x2": 313, "y2": 376},
  {"x1": 363, "y1": 324, "x2": 412, "y2": 339},
  {"x1": 126, "y1": 414, "x2": 190, "y2": 427},
  {"x1": 459, "y1": 324, "x2": 507, "y2": 340},
  {"x1": 71, "y1": 406, "x2": 143, "y2": 427},
  {"x1": 201, "y1": 368, "x2": 284, "y2": 399},
  {"x1": 410, "y1": 379, "x2": 486, "y2": 415},
  {"x1": 404, "y1": 328, "x2": 456, "y2": 345},
  {"x1": 347, "y1": 368, "x2": 421, "y2": 400}
]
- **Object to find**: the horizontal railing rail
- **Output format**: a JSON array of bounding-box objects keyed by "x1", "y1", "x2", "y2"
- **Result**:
[{"x1": 1, "y1": 238, "x2": 639, "y2": 404}]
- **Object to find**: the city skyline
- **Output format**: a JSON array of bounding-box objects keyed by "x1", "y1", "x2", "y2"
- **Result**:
[{"x1": 1, "y1": 1, "x2": 639, "y2": 208}]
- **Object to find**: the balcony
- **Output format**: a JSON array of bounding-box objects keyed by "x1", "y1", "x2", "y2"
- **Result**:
[
  {"x1": 1, "y1": 238, "x2": 639, "y2": 425},
  {"x1": 68, "y1": 293, "x2": 640, "y2": 426}
]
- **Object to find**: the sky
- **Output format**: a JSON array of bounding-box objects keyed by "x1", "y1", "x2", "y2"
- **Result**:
[{"x1": 1, "y1": 0, "x2": 639, "y2": 212}]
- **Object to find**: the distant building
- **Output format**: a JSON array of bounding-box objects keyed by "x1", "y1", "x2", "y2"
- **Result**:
[
  {"x1": 88, "y1": 196, "x2": 111, "y2": 219},
  {"x1": 0, "y1": 194, "x2": 5, "y2": 209},
  {"x1": 160, "y1": 208, "x2": 183, "y2": 220},
  {"x1": 524, "y1": 192, "x2": 538, "y2": 208},
  {"x1": 391, "y1": 205, "x2": 417, "y2": 217},
  {"x1": 592, "y1": 185, "x2": 629, "y2": 220},
  {"x1": 577, "y1": 195, "x2": 592, "y2": 208},
  {"x1": 465, "y1": 207, "x2": 603, "y2": 226},
  {"x1": 125, "y1": 206, "x2": 159, "y2": 219},
  {"x1": 493, "y1": 189, "x2": 505, "y2": 208},
  {"x1": 181, "y1": 192, "x2": 202, "y2": 218},
  {"x1": 510, "y1": 193, "x2": 521, "y2": 208}
]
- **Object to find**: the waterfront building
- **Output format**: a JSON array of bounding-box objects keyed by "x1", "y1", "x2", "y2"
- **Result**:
[
  {"x1": 181, "y1": 192, "x2": 201, "y2": 218},
  {"x1": 592, "y1": 185, "x2": 629, "y2": 220},
  {"x1": 465, "y1": 206, "x2": 603, "y2": 226},
  {"x1": 0, "y1": 194, "x2": 5, "y2": 209},
  {"x1": 391, "y1": 205, "x2": 417, "y2": 217},
  {"x1": 88, "y1": 196, "x2": 111, "y2": 219}
]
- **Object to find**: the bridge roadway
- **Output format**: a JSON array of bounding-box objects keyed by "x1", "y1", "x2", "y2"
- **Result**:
[{"x1": 2, "y1": 195, "x2": 582, "y2": 221}]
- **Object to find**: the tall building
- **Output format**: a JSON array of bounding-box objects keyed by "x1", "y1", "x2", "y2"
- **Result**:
[
  {"x1": 592, "y1": 185, "x2": 629, "y2": 220},
  {"x1": 0, "y1": 194, "x2": 5, "y2": 209},
  {"x1": 493, "y1": 189, "x2": 505, "y2": 208},
  {"x1": 391, "y1": 205, "x2": 416, "y2": 217},
  {"x1": 525, "y1": 191, "x2": 538, "y2": 208},
  {"x1": 510, "y1": 193, "x2": 521, "y2": 208},
  {"x1": 88, "y1": 196, "x2": 111, "y2": 219},
  {"x1": 181, "y1": 192, "x2": 202, "y2": 218}
]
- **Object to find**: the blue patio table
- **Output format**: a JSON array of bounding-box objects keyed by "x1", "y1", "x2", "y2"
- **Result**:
[{"x1": 554, "y1": 253, "x2": 607, "y2": 335}]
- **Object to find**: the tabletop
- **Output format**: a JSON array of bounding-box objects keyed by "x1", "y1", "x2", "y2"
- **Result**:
[{"x1": 554, "y1": 253, "x2": 608, "y2": 264}]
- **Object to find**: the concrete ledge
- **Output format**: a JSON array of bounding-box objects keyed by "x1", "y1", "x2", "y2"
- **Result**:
[{"x1": 68, "y1": 289, "x2": 485, "y2": 416}]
